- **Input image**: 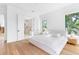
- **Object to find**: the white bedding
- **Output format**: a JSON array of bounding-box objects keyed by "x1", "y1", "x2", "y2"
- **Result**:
[{"x1": 29, "y1": 35, "x2": 67, "y2": 55}]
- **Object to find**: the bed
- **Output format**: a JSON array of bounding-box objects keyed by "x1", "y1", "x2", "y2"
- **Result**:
[{"x1": 28, "y1": 31, "x2": 68, "y2": 55}]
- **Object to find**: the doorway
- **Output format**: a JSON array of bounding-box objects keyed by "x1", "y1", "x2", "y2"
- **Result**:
[
  {"x1": 17, "y1": 14, "x2": 33, "y2": 40},
  {"x1": 24, "y1": 19, "x2": 33, "y2": 39},
  {"x1": 0, "y1": 14, "x2": 6, "y2": 54}
]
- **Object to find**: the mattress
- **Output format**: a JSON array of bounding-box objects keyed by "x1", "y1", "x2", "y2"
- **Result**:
[{"x1": 29, "y1": 35, "x2": 67, "y2": 55}]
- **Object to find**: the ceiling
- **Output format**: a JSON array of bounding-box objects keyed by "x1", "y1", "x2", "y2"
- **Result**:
[{"x1": 8, "y1": 3, "x2": 71, "y2": 16}]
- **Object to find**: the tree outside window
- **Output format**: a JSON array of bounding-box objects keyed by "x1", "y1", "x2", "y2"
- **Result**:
[{"x1": 65, "y1": 12, "x2": 79, "y2": 35}]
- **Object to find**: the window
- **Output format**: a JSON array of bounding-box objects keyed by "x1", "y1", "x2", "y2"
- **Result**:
[
  {"x1": 65, "y1": 12, "x2": 79, "y2": 35},
  {"x1": 42, "y1": 19, "x2": 47, "y2": 32}
]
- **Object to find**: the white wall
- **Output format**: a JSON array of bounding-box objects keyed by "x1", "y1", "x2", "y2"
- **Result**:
[
  {"x1": 64, "y1": 4, "x2": 79, "y2": 15},
  {"x1": 7, "y1": 5, "x2": 18, "y2": 42},
  {"x1": 40, "y1": 8, "x2": 65, "y2": 31}
]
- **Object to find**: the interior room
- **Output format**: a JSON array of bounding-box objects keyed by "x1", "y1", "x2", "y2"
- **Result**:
[
  {"x1": 0, "y1": 4, "x2": 6, "y2": 55},
  {"x1": 0, "y1": 3, "x2": 79, "y2": 55}
]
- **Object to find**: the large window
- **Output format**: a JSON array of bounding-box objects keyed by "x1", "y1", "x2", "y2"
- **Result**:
[{"x1": 65, "y1": 12, "x2": 79, "y2": 35}]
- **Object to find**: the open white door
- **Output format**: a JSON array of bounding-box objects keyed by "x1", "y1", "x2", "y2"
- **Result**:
[{"x1": 17, "y1": 14, "x2": 24, "y2": 40}]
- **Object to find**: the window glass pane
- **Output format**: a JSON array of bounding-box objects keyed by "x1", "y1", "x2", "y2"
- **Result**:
[{"x1": 65, "y1": 12, "x2": 79, "y2": 35}]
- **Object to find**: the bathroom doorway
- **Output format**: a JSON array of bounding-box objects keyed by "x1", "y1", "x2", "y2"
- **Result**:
[
  {"x1": 0, "y1": 14, "x2": 6, "y2": 54},
  {"x1": 0, "y1": 4, "x2": 7, "y2": 55}
]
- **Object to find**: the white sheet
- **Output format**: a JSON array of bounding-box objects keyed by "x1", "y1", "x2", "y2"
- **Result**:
[{"x1": 29, "y1": 35, "x2": 67, "y2": 55}]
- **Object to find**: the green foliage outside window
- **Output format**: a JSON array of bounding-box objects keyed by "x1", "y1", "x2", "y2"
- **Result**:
[
  {"x1": 65, "y1": 12, "x2": 79, "y2": 35},
  {"x1": 42, "y1": 20, "x2": 47, "y2": 32}
]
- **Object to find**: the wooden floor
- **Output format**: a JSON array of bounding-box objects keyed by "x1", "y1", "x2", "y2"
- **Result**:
[
  {"x1": 5, "y1": 40, "x2": 79, "y2": 55},
  {"x1": 7, "y1": 40, "x2": 48, "y2": 55},
  {"x1": 61, "y1": 44, "x2": 79, "y2": 55},
  {"x1": 0, "y1": 33, "x2": 6, "y2": 55}
]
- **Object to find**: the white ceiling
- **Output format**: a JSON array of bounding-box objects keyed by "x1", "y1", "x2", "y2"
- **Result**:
[{"x1": 8, "y1": 3, "x2": 71, "y2": 16}]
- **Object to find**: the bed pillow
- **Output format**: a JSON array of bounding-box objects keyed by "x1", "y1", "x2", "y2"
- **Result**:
[{"x1": 49, "y1": 30, "x2": 66, "y2": 38}]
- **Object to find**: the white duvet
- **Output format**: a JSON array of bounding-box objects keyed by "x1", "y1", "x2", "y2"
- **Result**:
[{"x1": 29, "y1": 35, "x2": 67, "y2": 55}]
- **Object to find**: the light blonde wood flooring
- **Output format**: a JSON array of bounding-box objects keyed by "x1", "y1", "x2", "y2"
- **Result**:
[
  {"x1": 7, "y1": 40, "x2": 48, "y2": 55},
  {"x1": 5, "y1": 40, "x2": 79, "y2": 55},
  {"x1": 61, "y1": 44, "x2": 79, "y2": 55}
]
